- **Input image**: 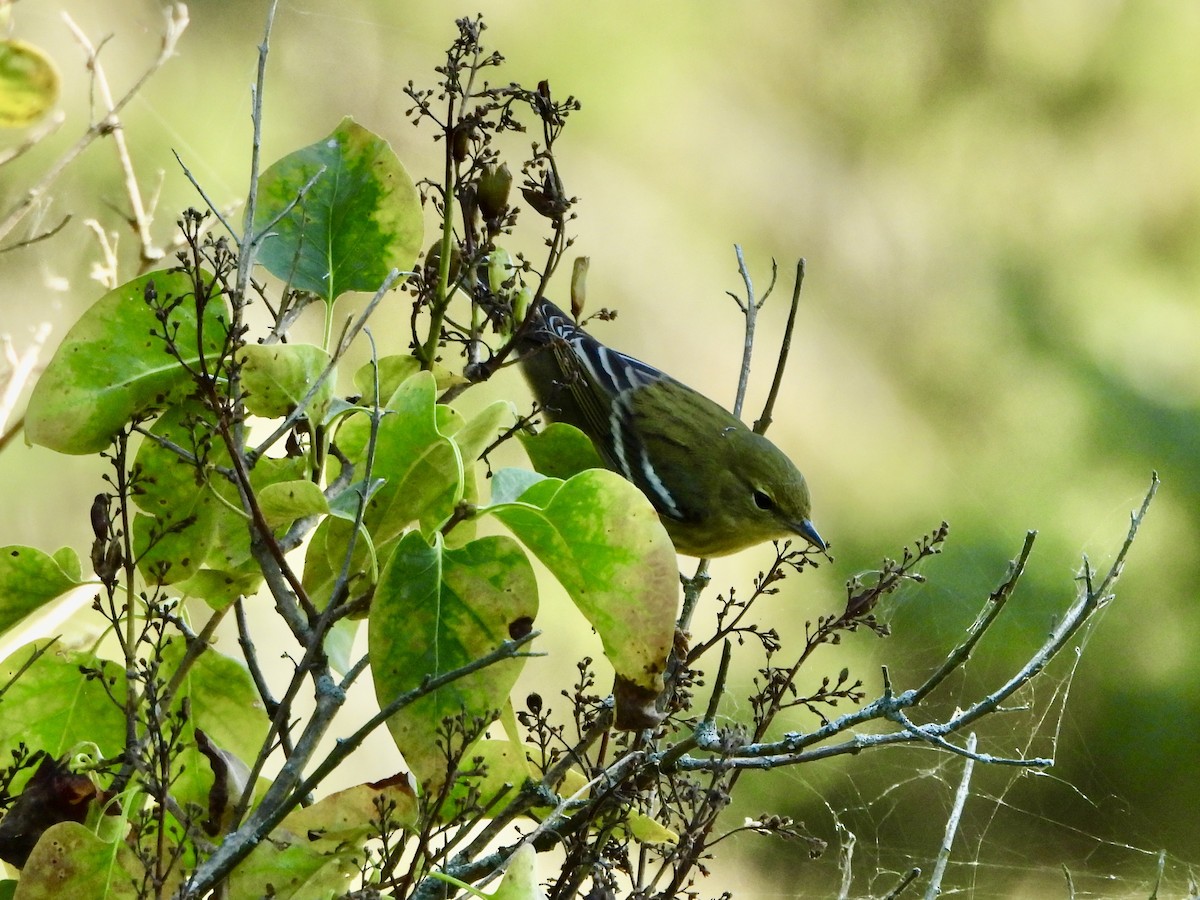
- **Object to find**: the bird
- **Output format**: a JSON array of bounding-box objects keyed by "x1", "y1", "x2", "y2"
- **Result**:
[{"x1": 518, "y1": 297, "x2": 825, "y2": 558}]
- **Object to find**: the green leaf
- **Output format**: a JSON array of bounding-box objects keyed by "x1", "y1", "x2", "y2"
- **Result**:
[
  {"x1": 130, "y1": 403, "x2": 225, "y2": 585},
  {"x1": 446, "y1": 400, "x2": 513, "y2": 549},
  {"x1": 26, "y1": 270, "x2": 228, "y2": 455},
  {"x1": 353, "y1": 354, "x2": 418, "y2": 404},
  {"x1": 0, "y1": 546, "x2": 83, "y2": 637},
  {"x1": 518, "y1": 422, "x2": 604, "y2": 480},
  {"x1": 202, "y1": 455, "x2": 307, "y2": 575},
  {"x1": 240, "y1": 343, "x2": 334, "y2": 420},
  {"x1": 16, "y1": 822, "x2": 144, "y2": 899},
  {"x1": 176, "y1": 568, "x2": 262, "y2": 610},
  {"x1": 442, "y1": 739, "x2": 533, "y2": 820},
  {"x1": 160, "y1": 641, "x2": 268, "y2": 813},
  {"x1": 230, "y1": 830, "x2": 358, "y2": 900},
  {"x1": 488, "y1": 469, "x2": 548, "y2": 507},
  {"x1": 258, "y1": 479, "x2": 330, "y2": 526},
  {"x1": 150, "y1": 441, "x2": 303, "y2": 606},
  {"x1": 0, "y1": 39, "x2": 59, "y2": 127},
  {"x1": 254, "y1": 117, "x2": 423, "y2": 302},
  {"x1": 320, "y1": 396, "x2": 360, "y2": 427},
  {"x1": 491, "y1": 469, "x2": 678, "y2": 725},
  {"x1": 451, "y1": 400, "x2": 512, "y2": 459},
  {"x1": 0, "y1": 643, "x2": 126, "y2": 771},
  {"x1": 352, "y1": 354, "x2": 466, "y2": 404},
  {"x1": 512, "y1": 476, "x2": 563, "y2": 509},
  {"x1": 368, "y1": 532, "x2": 537, "y2": 789},
  {"x1": 282, "y1": 775, "x2": 417, "y2": 841},
  {"x1": 339, "y1": 370, "x2": 463, "y2": 543},
  {"x1": 625, "y1": 809, "x2": 680, "y2": 845},
  {"x1": 51, "y1": 547, "x2": 83, "y2": 582},
  {"x1": 300, "y1": 516, "x2": 375, "y2": 613},
  {"x1": 326, "y1": 477, "x2": 384, "y2": 520},
  {"x1": 489, "y1": 845, "x2": 541, "y2": 900},
  {"x1": 325, "y1": 618, "x2": 359, "y2": 675}
]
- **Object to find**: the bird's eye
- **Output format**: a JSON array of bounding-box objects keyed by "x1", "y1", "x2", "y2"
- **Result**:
[{"x1": 752, "y1": 489, "x2": 775, "y2": 511}]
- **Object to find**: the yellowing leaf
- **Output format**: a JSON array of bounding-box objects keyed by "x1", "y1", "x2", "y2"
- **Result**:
[
  {"x1": 491, "y1": 469, "x2": 677, "y2": 728},
  {"x1": 488, "y1": 845, "x2": 544, "y2": 900},
  {"x1": 240, "y1": 343, "x2": 334, "y2": 420},
  {"x1": 283, "y1": 774, "x2": 417, "y2": 841},
  {"x1": 16, "y1": 822, "x2": 146, "y2": 899},
  {"x1": 258, "y1": 479, "x2": 330, "y2": 526},
  {"x1": 369, "y1": 532, "x2": 537, "y2": 790},
  {"x1": 0, "y1": 39, "x2": 59, "y2": 127}
]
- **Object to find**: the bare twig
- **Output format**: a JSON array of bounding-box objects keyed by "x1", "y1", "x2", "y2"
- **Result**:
[
  {"x1": 664, "y1": 474, "x2": 1158, "y2": 779},
  {"x1": 909, "y1": 529, "x2": 1037, "y2": 705},
  {"x1": 729, "y1": 245, "x2": 754, "y2": 417},
  {"x1": 234, "y1": 0, "x2": 279, "y2": 304},
  {"x1": 676, "y1": 557, "x2": 710, "y2": 634},
  {"x1": 62, "y1": 12, "x2": 169, "y2": 268},
  {"x1": 233, "y1": 596, "x2": 294, "y2": 759},
  {"x1": 924, "y1": 733, "x2": 977, "y2": 899},
  {"x1": 173, "y1": 150, "x2": 238, "y2": 240},
  {"x1": 0, "y1": 214, "x2": 71, "y2": 254},
  {"x1": 882, "y1": 868, "x2": 923, "y2": 900},
  {"x1": 83, "y1": 219, "x2": 121, "y2": 288},
  {"x1": 0, "y1": 5, "x2": 188, "y2": 247},
  {"x1": 754, "y1": 258, "x2": 805, "y2": 436},
  {"x1": 182, "y1": 632, "x2": 540, "y2": 899},
  {"x1": 0, "y1": 110, "x2": 65, "y2": 167}
]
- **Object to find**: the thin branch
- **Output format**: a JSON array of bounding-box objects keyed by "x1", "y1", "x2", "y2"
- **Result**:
[
  {"x1": 442, "y1": 703, "x2": 616, "y2": 887},
  {"x1": 182, "y1": 632, "x2": 540, "y2": 899},
  {"x1": 62, "y1": 13, "x2": 166, "y2": 268},
  {"x1": 0, "y1": 214, "x2": 71, "y2": 254},
  {"x1": 882, "y1": 868, "x2": 923, "y2": 900},
  {"x1": 0, "y1": 5, "x2": 188, "y2": 246},
  {"x1": 299, "y1": 631, "x2": 541, "y2": 798},
  {"x1": 727, "y1": 245, "x2": 779, "y2": 419},
  {"x1": 730, "y1": 244, "x2": 755, "y2": 418},
  {"x1": 0, "y1": 638, "x2": 58, "y2": 700},
  {"x1": 326, "y1": 328, "x2": 385, "y2": 611},
  {"x1": 234, "y1": 0, "x2": 280, "y2": 304},
  {"x1": 754, "y1": 258, "x2": 804, "y2": 436},
  {"x1": 0, "y1": 109, "x2": 65, "y2": 167},
  {"x1": 667, "y1": 476, "x2": 1160, "y2": 781},
  {"x1": 173, "y1": 150, "x2": 237, "y2": 240},
  {"x1": 233, "y1": 596, "x2": 293, "y2": 759},
  {"x1": 909, "y1": 529, "x2": 1037, "y2": 705},
  {"x1": 248, "y1": 268, "x2": 403, "y2": 461},
  {"x1": 676, "y1": 558, "x2": 710, "y2": 635},
  {"x1": 925, "y1": 733, "x2": 977, "y2": 899},
  {"x1": 420, "y1": 737, "x2": 640, "y2": 900},
  {"x1": 943, "y1": 474, "x2": 1156, "y2": 734}
]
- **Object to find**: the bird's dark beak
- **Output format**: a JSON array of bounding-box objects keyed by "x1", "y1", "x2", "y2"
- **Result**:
[{"x1": 794, "y1": 519, "x2": 828, "y2": 553}]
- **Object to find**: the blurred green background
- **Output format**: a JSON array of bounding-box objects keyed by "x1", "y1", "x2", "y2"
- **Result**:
[{"x1": 2, "y1": 2, "x2": 1197, "y2": 897}]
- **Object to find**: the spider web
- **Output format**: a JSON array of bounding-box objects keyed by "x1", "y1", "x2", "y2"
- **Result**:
[{"x1": 708, "y1": 576, "x2": 1198, "y2": 900}]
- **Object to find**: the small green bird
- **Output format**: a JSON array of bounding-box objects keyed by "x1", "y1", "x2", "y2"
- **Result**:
[{"x1": 519, "y1": 298, "x2": 825, "y2": 558}]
